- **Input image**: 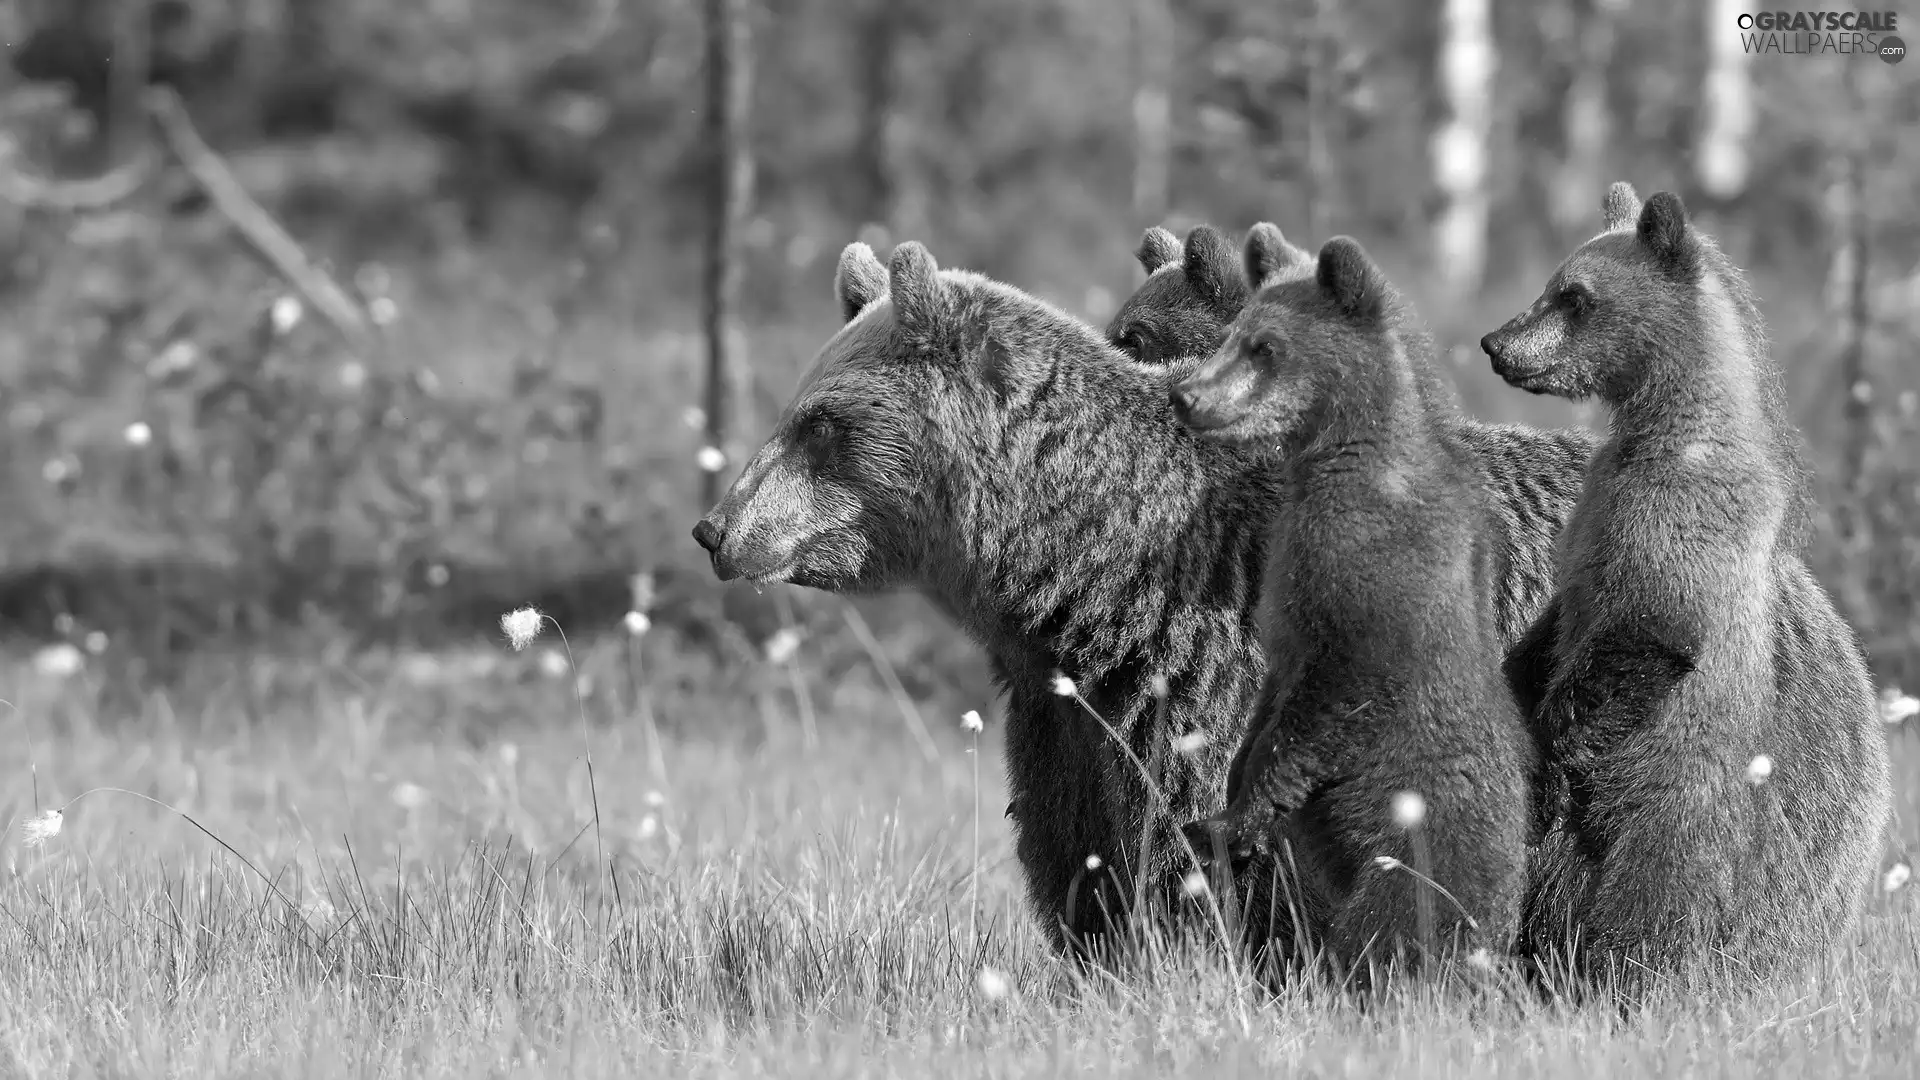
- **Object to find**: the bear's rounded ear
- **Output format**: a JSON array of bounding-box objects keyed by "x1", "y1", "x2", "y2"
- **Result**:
[
  {"x1": 1183, "y1": 225, "x2": 1241, "y2": 309},
  {"x1": 1636, "y1": 191, "x2": 1701, "y2": 280},
  {"x1": 1136, "y1": 227, "x2": 1181, "y2": 274},
  {"x1": 1315, "y1": 236, "x2": 1388, "y2": 321},
  {"x1": 887, "y1": 241, "x2": 945, "y2": 331},
  {"x1": 1244, "y1": 222, "x2": 1313, "y2": 289},
  {"x1": 1602, "y1": 181, "x2": 1643, "y2": 233},
  {"x1": 834, "y1": 242, "x2": 889, "y2": 323}
]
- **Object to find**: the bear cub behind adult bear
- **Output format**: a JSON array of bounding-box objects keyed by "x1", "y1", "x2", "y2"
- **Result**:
[
  {"x1": 1482, "y1": 182, "x2": 1893, "y2": 993},
  {"x1": 1173, "y1": 236, "x2": 1532, "y2": 980}
]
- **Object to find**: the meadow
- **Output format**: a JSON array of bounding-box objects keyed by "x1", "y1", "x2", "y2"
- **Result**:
[{"x1": 2, "y1": 614, "x2": 1917, "y2": 1078}]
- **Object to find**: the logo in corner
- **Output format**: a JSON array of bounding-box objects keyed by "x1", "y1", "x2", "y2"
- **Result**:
[{"x1": 1883, "y1": 34, "x2": 1908, "y2": 62}]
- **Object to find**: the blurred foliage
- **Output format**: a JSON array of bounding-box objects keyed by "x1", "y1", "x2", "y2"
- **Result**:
[{"x1": 0, "y1": 0, "x2": 1915, "y2": 686}]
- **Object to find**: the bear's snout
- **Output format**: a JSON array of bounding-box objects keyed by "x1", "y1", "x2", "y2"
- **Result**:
[
  {"x1": 691, "y1": 518, "x2": 724, "y2": 554},
  {"x1": 1169, "y1": 384, "x2": 1201, "y2": 426},
  {"x1": 1479, "y1": 330, "x2": 1506, "y2": 362}
]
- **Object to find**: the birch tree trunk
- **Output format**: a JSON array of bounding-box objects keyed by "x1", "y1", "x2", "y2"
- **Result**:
[
  {"x1": 1698, "y1": 0, "x2": 1755, "y2": 199},
  {"x1": 1432, "y1": 0, "x2": 1494, "y2": 295},
  {"x1": 701, "y1": 0, "x2": 755, "y2": 510},
  {"x1": 1130, "y1": 0, "x2": 1172, "y2": 223}
]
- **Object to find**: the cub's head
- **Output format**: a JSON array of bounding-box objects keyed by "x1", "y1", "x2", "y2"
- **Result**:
[
  {"x1": 1105, "y1": 223, "x2": 1311, "y2": 363},
  {"x1": 691, "y1": 239, "x2": 1087, "y2": 591},
  {"x1": 1169, "y1": 235, "x2": 1400, "y2": 447},
  {"x1": 1480, "y1": 182, "x2": 1710, "y2": 403}
]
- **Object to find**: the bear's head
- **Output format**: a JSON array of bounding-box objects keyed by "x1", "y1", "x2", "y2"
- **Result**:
[
  {"x1": 692, "y1": 239, "x2": 1120, "y2": 591},
  {"x1": 1480, "y1": 182, "x2": 1712, "y2": 403},
  {"x1": 1168, "y1": 234, "x2": 1404, "y2": 448},
  {"x1": 1106, "y1": 223, "x2": 1309, "y2": 364}
]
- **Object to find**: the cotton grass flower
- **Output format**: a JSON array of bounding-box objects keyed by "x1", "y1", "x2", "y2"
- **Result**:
[
  {"x1": 82, "y1": 631, "x2": 108, "y2": 655},
  {"x1": 390, "y1": 783, "x2": 429, "y2": 811},
  {"x1": 961, "y1": 709, "x2": 984, "y2": 734},
  {"x1": 976, "y1": 966, "x2": 1010, "y2": 1001},
  {"x1": 1181, "y1": 870, "x2": 1209, "y2": 898},
  {"x1": 1085, "y1": 854, "x2": 1102, "y2": 871},
  {"x1": 1391, "y1": 790, "x2": 1426, "y2": 829},
  {"x1": 20, "y1": 809, "x2": 63, "y2": 848},
  {"x1": 623, "y1": 610, "x2": 652, "y2": 636},
  {"x1": 1374, "y1": 855, "x2": 1403, "y2": 871},
  {"x1": 270, "y1": 295, "x2": 303, "y2": 334},
  {"x1": 123, "y1": 421, "x2": 152, "y2": 447},
  {"x1": 500, "y1": 607, "x2": 544, "y2": 650},
  {"x1": 645, "y1": 790, "x2": 667, "y2": 808},
  {"x1": 1050, "y1": 673, "x2": 1077, "y2": 697},
  {"x1": 1150, "y1": 674, "x2": 1169, "y2": 699},
  {"x1": 1885, "y1": 862, "x2": 1912, "y2": 893},
  {"x1": 1173, "y1": 731, "x2": 1209, "y2": 755},
  {"x1": 764, "y1": 627, "x2": 801, "y2": 664},
  {"x1": 32, "y1": 643, "x2": 83, "y2": 678},
  {"x1": 1745, "y1": 754, "x2": 1774, "y2": 785},
  {"x1": 1881, "y1": 688, "x2": 1919, "y2": 726},
  {"x1": 636, "y1": 815, "x2": 660, "y2": 841},
  {"x1": 696, "y1": 445, "x2": 727, "y2": 473},
  {"x1": 538, "y1": 648, "x2": 571, "y2": 679},
  {"x1": 1466, "y1": 947, "x2": 1495, "y2": 972}
]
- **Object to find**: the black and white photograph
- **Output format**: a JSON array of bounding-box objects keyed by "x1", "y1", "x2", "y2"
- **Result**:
[{"x1": 0, "y1": 0, "x2": 1916, "y2": 1074}]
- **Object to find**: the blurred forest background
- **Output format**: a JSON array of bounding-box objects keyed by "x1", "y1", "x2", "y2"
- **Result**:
[{"x1": 0, "y1": 0, "x2": 1916, "y2": 700}]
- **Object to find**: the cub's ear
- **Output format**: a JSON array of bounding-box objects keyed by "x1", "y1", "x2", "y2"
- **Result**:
[
  {"x1": 1636, "y1": 191, "x2": 1701, "y2": 280},
  {"x1": 1601, "y1": 181, "x2": 1642, "y2": 233},
  {"x1": 888, "y1": 241, "x2": 945, "y2": 331},
  {"x1": 1136, "y1": 227, "x2": 1181, "y2": 274},
  {"x1": 1315, "y1": 236, "x2": 1388, "y2": 321},
  {"x1": 834, "y1": 242, "x2": 889, "y2": 323},
  {"x1": 1183, "y1": 225, "x2": 1243, "y2": 309},
  {"x1": 1244, "y1": 222, "x2": 1314, "y2": 289}
]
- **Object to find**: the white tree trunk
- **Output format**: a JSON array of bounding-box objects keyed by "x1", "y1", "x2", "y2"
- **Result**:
[
  {"x1": 1698, "y1": 0, "x2": 1755, "y2": 198},
  {"x1": 1432, "y1": 0, "x2": 1494, "y2": 294}
]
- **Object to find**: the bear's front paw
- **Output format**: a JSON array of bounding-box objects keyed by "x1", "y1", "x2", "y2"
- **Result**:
[{"x1": 1179, "y1": 814, "x2": 1270, "y2": 871}]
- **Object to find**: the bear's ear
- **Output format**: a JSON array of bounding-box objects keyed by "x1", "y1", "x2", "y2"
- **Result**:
[
  {"x1": 1315, "y1": 236, "x2": 1388, "y2": 321},
  {"x1": 834, "y1": 242, "x2": 889, "y2": 323},
  {"x1": 1636, "y1": 191, "x2": 1701, "y2": 279},
  {"x1": 1136, "y1": 227, "x2": 1181, "y2": 274},
  {"x1": 1183, "y1": 225, "x2": 1241, "y2": 308},
  {"x1": 888, "y1": 241, "x2": 945, "y2": 331},
  {"x1": 1244, "y1": 222, "x2": 1314, "y2": 289},
  {"x1": 1601, "y1": 181, "x2": 1642, "y2": 233}
]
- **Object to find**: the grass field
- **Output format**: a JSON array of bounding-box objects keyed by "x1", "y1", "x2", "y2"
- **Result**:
[{"x1": 1, "y1": 618, "x2": 1917, "y2": 1079}]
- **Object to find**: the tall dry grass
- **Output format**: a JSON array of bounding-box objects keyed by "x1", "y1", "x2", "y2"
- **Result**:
[{"x1": 1, "y1": 625, "x2": 1916, "y2": 1077}]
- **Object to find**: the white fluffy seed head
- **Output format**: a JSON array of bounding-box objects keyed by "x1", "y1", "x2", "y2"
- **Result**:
[
  {"x1": 1181, "y1": 871, "x2": 1209, "y2": 898},
  {"x1": 623, "y1": 610, "x2": 652, "y2": 637},
  {"x1": 1374, "y1": 855, "x2": 1402, "y2": 871},
  {"x1": 1050, "y1": 673, "x2": 1077, "y2": 697},
  {"x1": 123, "y1": 421, "x2": 152, "y2": 447},
  {"x1": 961, "y1": 709, "x2": 984, "y2": 734},
  {"x1": 1467, "y1": 947, "x2": 1494, "y2": 972},
  {"x1": 1084, "y1": 854, "x2": 1101, "y2": 871},
  {"x1": 270, "y1": 295, "x2": 303, "y2": 334},
  {"x1": 1880, "y1": 689, "x2": 1919, "y2": 726},
  {"x1": 1391, "y1": 790, "x2": 1426, "y2": 829},
  {"x1": 1173, "y1": 732, "x2": 1209, "y2": 755},
  {"x1": 696, "y1": 445, "x2": 727, "y2": 473},
  {"x1": 976, "y1": 966, "x2": 1010, "y2": 1001},
  {"x1": 764, "y1": 627, "x2": 801, "y2": 664},
  {"x1": 500, "y1": 607, "x2": 543, "y2": 650},
  {"x1": 1149, "y1": 674, "x2": 1169, "y2": 699},
  {"x1": 1885, "y1": 863, "x2": 1912, "y2": 893},
  {"x1": 20, "y1": 809, "x2": 63, "y2": 848},
  {"x1": 1745, "y1": 754, "x2": 1774, "y2": 785}
]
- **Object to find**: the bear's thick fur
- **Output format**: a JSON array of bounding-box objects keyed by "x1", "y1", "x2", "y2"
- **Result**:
[
  {"x1": 1111, "y1": 222, "x2": 1594, "y2": 649},
  {"x1": 694, "y1": 240, "x2": 1294, "y2": 955},
  {"x1": 1482, "y1": 183, "x2": 1893, "y2": 994},
  {"x1": 1175, "y1": 237, "x2": 1533, "y2": 982}
]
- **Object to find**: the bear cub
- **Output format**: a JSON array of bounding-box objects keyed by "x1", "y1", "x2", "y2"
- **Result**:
[
  {"x1": 1173, "y1": 235, "x2": 1532, "y2": 980},
  {"x1": 1482, "y1": 183, "x2": 1892, "y2": 992}
]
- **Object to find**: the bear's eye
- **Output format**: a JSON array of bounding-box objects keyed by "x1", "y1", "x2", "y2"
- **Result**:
[
  {"x1": 1118, "y1": 328, "x2": 1150, "y2": 358},
  {"x1": 798, "y1": 413, "x2": 841, "y2": 469},
  {"x1": 1557, "y1": 283, "x2": 1592, "y2": 315},
  {"x1": 1249, "y1": 339, "x2": 1280, "y2": 362}
]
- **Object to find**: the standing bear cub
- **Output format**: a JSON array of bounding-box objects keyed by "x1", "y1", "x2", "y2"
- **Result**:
[
  {"x1": 1175, "y1": 237, "x2": 1533, "y2": 980},
  {"x1": 1482, "y1": 183, "x2": 1893, "y2": 993}
]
